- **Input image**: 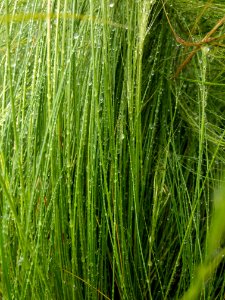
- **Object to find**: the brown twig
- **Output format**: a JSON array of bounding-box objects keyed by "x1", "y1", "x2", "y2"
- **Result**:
[{"x1": 162, "y1": 0, "x2": 225, "y2": 78}]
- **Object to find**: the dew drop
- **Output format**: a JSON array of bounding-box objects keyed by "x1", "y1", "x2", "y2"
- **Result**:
[{"x1": 74, "y1": 33, "x2": 80, "y2": 40}]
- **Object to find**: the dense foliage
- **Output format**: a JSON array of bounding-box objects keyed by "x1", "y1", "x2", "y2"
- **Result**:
[{"x1": 1, "y1": 0, "x2": 225, "y2": 299}]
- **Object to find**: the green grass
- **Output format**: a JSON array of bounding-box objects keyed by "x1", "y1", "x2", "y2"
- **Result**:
[{"x1": 1, "y1": 0, "x2": 225, "y2": 299}]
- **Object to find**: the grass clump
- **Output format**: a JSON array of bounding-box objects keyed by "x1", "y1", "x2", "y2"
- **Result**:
[{"x1": 1, "y1": 0, "x2": 225, "y2": 299}]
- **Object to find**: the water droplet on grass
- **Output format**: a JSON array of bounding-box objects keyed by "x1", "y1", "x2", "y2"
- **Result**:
[
  {"x1": 74, "y1": 33, "x2": 80, "y2": 40},
  {"x1": 18, "y1": 256, "x2": 24, "y2": 266}
]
